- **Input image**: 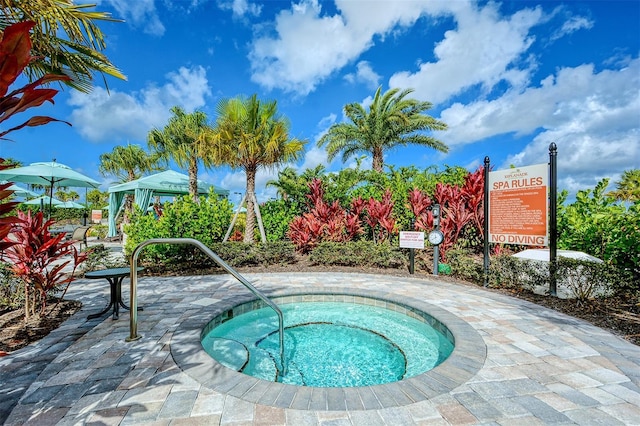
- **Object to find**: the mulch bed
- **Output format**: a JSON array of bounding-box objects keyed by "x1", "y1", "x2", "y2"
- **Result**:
[{"x1": 0, "y1": 299, "x2": 82, "y2": 354}]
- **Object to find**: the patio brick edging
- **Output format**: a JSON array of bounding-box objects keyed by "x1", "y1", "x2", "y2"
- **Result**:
[{"x1": 170, "y1": 286, "x2": 486, "y2": 411}]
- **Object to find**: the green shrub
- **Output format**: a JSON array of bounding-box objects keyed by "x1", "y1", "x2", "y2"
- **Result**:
[
  {"x1": 261, "y1": 199, "x2": 300, "y2": 242},
  {"x1": 489, "y1": 255, "x2": 548, "y2": 291},
  {"x1": 556, "y1": 257, "x2": 629, "y2": 301},
  {"x1": 87, "y1": 224, "x2": 107, "y2": 239},
  {"x1": 124, "y1": 193, "x2": 233, "y2": 261},
  {"x1": 310, "y1": 241, "x2": 406, "y2": 269},
  {"x1": 211, "y1": 241, "x2": 297, "y2": 267},
  {"x1": 558, "y1": 180, "x2": 639, "y2": 284},
  {"x1": 447, "y1": 249, "x2": 483, "y2": 284},
  {"x1": 136, "y1": 241, "x2": 298, "y2": 273},
  {"x1": 488, "y1": 254, "x2": 631, "y2": 301}
]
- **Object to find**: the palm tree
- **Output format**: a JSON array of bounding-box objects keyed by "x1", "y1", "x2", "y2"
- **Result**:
[
  {"x1": 86, "y1": 188, "x2": 107, "y2": 209},
  {"x1": 54, "y1": 189, "x2": 79, "y2": 202},
  {"x1": 148, "y1": 107, "x2": 213, "y2": 200},
  {"x1": 0, "y1": 0, "x2": 125, "y2": 92},
  {"x1": 209, "y1": 94, "x2": 306, "y2": 243},
  {"x1": 99, "y1": 143, "x2": 162, "y2": 221},
  {"x1": 266, "y1": 165, "x2": 326, "y2": 204},
  {"x1": 608, "y1": 169, "x2": 640, "y2": 202},
  {"x1": 318, "y1": 86, "x2": 448, "y2": 172}
]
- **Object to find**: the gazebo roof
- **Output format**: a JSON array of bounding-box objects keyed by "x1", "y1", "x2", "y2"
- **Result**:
[{"x1": 107, "y1": 170, "x2": 228, "y2": 197}]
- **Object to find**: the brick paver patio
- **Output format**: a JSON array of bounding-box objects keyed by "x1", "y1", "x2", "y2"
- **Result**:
[{"x1": 1, "y1": 272, "x2": 639, "y2": 425}]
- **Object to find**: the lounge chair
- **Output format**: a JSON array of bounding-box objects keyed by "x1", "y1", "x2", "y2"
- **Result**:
[{"x1": 70, "y1": 225, "x2": 91, "y2": 250}]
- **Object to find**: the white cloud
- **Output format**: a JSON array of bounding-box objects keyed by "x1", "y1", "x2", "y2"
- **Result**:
[
  {"x1": 344, "y1": 61, "x2": 381, "y2": 89},
  {"x1": 298, "y1": 146, "x2": 329, "y2": 171},
  {"x1": 68, "y1": 66, "x2": 211, "y2": 142},
  {"x1": 249, "y1": 0, "x2": 450, "y2": 95},
  {"x1": 218, "y1": 0, "x2": 262, "y2": 19},
  {"x1": 550, "y1": 14, "x2": 594, "y2": 41},
  {"x1": 441, "y1": 59, "x2": 640, "y2": 146},
  {"x1": 439, "y1": 58, "x2": 640, "y2": 192},
  {"x1": 390, "y1": 2, "x2": 543, "y2": 104},
  {"x1": 106, "y1": 0, "x2": 165, "y2": 36}
]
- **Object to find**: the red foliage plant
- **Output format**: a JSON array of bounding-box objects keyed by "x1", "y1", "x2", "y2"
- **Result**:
[
  {"x1": 0, "y1": 173, "x2": 21, "y2": 252},
  {"x1": 407, "y1": 188, "x2": 433, "y2": 231},
  {"x1": 0, "y1": 22, "x2": 76, "y2": 320},
  {"x1": 287, "y1": 179, "x2": 356, "y2": 252},
  {"x1": 287, "y1": 179, "x2": 397, "y2": 253},
  {"x1": 0, "y1": 21, "x2": 71, "y2": 140},
  {"x1": 366, "y1": 189, "x2": 396, "y2": 243},
  {"x1": 3, "y1": 210, "x2": 86, "y2": 320},
  {"x1": 408, "y1": 166, "x2": 485, "y2": 262}
]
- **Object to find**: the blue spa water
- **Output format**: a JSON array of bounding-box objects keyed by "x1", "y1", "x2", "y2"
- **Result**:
[{"x1": 201, "y1": 301, "x2": 454, "y2": 387}]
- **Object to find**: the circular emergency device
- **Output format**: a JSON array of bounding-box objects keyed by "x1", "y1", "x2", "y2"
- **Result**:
[{"x1": 428, "y1": 230, "x2": 444, "y2": 245}]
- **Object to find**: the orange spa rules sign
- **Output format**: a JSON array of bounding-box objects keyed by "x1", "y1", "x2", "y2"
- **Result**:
[{"x1": 488, "y1": 163, "x2": 548, "y2": 246}]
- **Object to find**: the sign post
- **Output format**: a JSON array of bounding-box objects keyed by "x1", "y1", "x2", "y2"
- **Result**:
[
  {"x1": 483, "y1": 157, "x2": 490, "y2": 287},
  {"x1": 399, "y1": 231, "x2": 425, "y2": 274},
  {"x1": 549, "y1": 143, "x2": 558, "y2": 296}
]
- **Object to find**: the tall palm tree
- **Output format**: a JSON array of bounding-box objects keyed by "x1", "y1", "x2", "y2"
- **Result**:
[
  {"x1": 608, "y1": 169, "x2": 640, "y2": 202},
  {"x1": 148, "y1": 107, "x2": 213, "y2": 200},
  {"x1": 0, "y1": 0, "x2": 125, "y2": 93},
  {"x1": 99, "y1": 143, "x2": 162, "y2": 221},
  {"x1": 318, "y1": 86, "x2": 448, "y2": 172},
  {"x1": 209, "y1": 94, "x2": 306, "y2": 243}
]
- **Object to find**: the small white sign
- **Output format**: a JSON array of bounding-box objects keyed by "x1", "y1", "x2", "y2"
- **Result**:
[{"x1": 399, "y1": 231, "x2": 425, "y2": 249}]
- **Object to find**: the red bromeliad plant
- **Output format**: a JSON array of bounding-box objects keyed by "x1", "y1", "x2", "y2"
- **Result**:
[
  {"x1": 0, "y1": 21, "x2": 71, "y2": 139},
  {"x1": 3, "y1": 210, "x2": 86, "y2": 320}
]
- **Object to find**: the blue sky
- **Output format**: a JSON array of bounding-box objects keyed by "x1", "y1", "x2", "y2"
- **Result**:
[{"x1": 1, "y1": 0, "x2": 638, "y2": 203}]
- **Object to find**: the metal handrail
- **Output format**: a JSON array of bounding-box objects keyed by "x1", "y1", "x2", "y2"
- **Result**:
[{"x1": 125, "y1": 238, "x2": 286, "y2": 374}]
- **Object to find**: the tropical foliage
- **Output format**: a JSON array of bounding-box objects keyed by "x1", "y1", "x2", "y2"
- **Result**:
[
  {"x1": 317, "y1": 86, "x2": 448, "y2": 172},
  {"x1": 123, "y1": 192, "x2": 233, "y2": 261},
  {"x1": 0, "y1": 21, "x2": 92, "y2": 323},
  {"x1": 0, "y1": 176, "x2": 19, "y2": 252},
  {"x1": 0, "y1": 21, "x2": 71, "y2": 140},
  {"x1": 558, "y1": 178, "x2": 639, "y2": 284},
  {"x1": 148, "y1": 107, "x2": 213, "y2": 199},
  {"x1": 2, "y1": 210, "x2": 86, "y2": 319},
  {"x1": 607, "y1": 169, "x2": 640, "y2": 202},
  {"x1": 86, "y1": 188, "x2": 108, "y2": 210},
  {"x1": 54, "y1": 189, "x2": 79, "y2": 201},
  {"x1": 287, "y1": 178, "x2": 365, "y2": 253},
  {"x1": 99, "y1": 143, "x2": 162, "y2": 222},
  {"x1": 0, "y1": 0, "x2": 125, "y2": 92},
  {"x1": 208, "y1": 94, "x2": 305, "y2": 243}
]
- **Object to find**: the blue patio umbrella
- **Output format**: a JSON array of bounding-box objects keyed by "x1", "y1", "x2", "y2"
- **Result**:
[
  {"x1": 24, "y1": 195, "x2": 63, "y2": 212},
  {"x1": 0, "y1": 160, "x2": 99, "y2": 214},
  {"x1": 55, "y1": 200, "x2": 86, "y2": 209},
  {"x1": 24, "y1": 195, "x2": 63, "y2": 206},
  {"x1": 0, "y1": 181, "x2": 38, "y2": 198}
]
